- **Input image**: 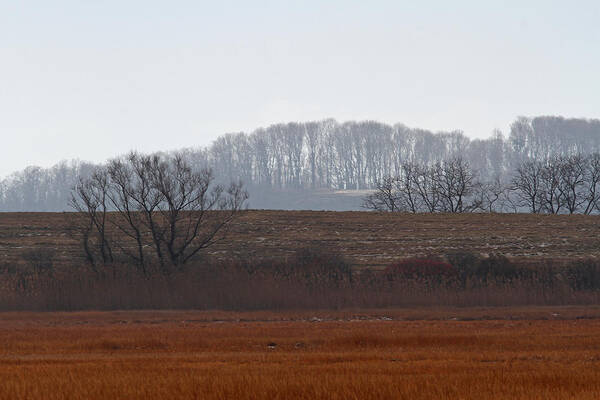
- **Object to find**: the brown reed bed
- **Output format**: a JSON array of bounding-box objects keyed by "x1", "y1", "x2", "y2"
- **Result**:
[{"x1": 1, "y1": 309, "x2": 600, "y2": 399}]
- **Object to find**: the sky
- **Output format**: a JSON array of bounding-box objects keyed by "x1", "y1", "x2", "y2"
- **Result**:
[{"x1": 1, "y1": 0, "x2": 599, "y2": 177}]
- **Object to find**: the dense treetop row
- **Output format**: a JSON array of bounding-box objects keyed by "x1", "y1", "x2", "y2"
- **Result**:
[{"x1": 2, "y1": 115, "x2": 600, "y2": 211}]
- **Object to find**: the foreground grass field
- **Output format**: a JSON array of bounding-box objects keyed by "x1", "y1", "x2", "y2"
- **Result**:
[{"x1": 2, "y1": 308, "x2": 600, "y2": 399}]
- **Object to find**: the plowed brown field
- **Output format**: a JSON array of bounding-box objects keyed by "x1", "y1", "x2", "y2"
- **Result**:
[
  {"x1": 2, "y1": 308, "x2": 600, "y2": 399},
  {"x1": 1, "y1": 211, "x2": 599, "y2": 269}
]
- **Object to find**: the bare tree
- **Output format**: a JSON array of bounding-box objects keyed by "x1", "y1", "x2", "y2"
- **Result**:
[
  {"x1": 538, "y1": 156, "x2": 565, "y2": 214},
  {"x1": 362, "y1": 176, "x2": 400, "y2": 212},
  {"x1": 559, "y1": 154, "x2": 587, "y2": 214},
  {"x1": 151, "y1": 154, "x2": 248, "y2": 268},
  {"x1": 583, "y1": 153, "x2": 600, "y2": 214},
  {"x1": 511, "y1": 160, "x2": 544, "y2": 213},
  {"x1": 69, "y1": 168, "x2": 113, "y2": 269},
  {"x1": 471, "y1": 176, "x2": 512, "y2": 213},
  {"x1": 364, "y1": 158, "x2": 478, "y2": 213},
  {"x1": 71, "y1": 152, "x2": 248, "y2": 276},
  {"x1": 432, "y1": 157, "x2": 477, "y2": 213},
  {"x1": 412, "y1": 163, "x2": 442, "y2": 213},
  {"x1": 396, "y1": 162, "x2": 421, "y2": 213}
]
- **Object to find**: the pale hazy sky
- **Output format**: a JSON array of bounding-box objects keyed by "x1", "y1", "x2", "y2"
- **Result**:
[{"x1": 1, "y1": 1, "x2": 599, "y2": 177}]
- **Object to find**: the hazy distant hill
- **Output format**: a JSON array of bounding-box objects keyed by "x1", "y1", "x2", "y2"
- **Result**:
[{"x1": 2, "y1": 115, "x2": 600, "y2": 211}]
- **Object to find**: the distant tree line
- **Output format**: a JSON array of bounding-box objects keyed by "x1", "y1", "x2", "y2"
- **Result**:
[
  {"x1": 363, "y1": 153, "x2": 600, "y2": 214},
  {"x1": 2, "y1": 115, "x2": 600, "y2": 211}
]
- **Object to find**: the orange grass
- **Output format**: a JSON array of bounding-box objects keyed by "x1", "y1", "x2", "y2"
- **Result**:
[{"x1": 1, "y1": 308, "x2": 600, "y2": 399}]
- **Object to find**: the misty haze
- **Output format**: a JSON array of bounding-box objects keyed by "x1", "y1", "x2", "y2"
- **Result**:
[
  {"x1": 1, "y1": 2, "x2": 600, "y2": 399},
  {"x1": 4, "y1": 116, "x2": 600, "y2": 213}
]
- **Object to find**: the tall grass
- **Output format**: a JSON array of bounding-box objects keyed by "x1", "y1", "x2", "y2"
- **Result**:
[
  {"x1": 2, "y1": 248, "x2": 600, "y2": 311},
  {"x1": 3, "y1": 313, "x2": 600, "y2": 399}
]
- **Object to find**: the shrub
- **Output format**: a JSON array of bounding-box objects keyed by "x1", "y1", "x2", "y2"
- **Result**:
[
  {"x1": 21, "y1": 248, "x2": 56, "y2": 276},
  {"x1": 446, "y1": 252, "x2": 521, "y2": 285},
  {"x1": 252, "y1": 247, "x2": 353, "y2": 288},
  {"x1": 357, "y1": 269, "x2": 380, "y2": 288},
  {"x1": 476, "y1": 254, "x2": 521, "y2": 282},
  {"x1": 566, "y1": 259, "x2": 600, "y2": 291},
  {"x1": 384, "y1": 258, "x2": 457, "y2": 284},
  {"x1": 290, "y1": 247, "x2": 353, "y2": 285}
]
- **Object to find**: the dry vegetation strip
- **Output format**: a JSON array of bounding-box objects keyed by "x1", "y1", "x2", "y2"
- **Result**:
[
  {"x1": 2, "y1": 308, "x2": 600, "y2": 399},
  {"x1": 2, "y1": 211, "x2": 600, "y2": 269}
]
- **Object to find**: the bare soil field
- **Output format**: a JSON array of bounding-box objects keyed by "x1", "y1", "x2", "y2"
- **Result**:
[
  {"x1": 1, "y1": 211, "x2": 599, "y2": 269},
  {"x1": 2, "y1": 308, "x2": 600, "y2": 399}
]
